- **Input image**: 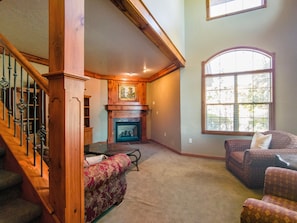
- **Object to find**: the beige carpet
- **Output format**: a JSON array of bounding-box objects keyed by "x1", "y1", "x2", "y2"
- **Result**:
[{"x1": 95, "y1": 141, "x2": 262, "y2": 223}]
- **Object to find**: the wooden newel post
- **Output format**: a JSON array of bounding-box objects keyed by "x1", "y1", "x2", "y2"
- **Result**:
[{"x1": 44, "y1": 0, "x2": 86, "y2": 222}]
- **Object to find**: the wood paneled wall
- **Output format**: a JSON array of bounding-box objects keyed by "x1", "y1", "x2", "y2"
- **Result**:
[
  {"x1": 107, "y1": 80, "x2": 147, "y2": 105},
  {"x1": 106, "y1": 80, "x2": 149, "y2": 143}
]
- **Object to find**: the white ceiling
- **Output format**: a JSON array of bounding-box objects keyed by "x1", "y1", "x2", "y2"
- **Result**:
[{"x1": 0, "y1": 0, "x2": 172, "y2": 78}]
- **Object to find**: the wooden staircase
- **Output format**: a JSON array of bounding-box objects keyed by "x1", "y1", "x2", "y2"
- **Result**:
[{"x1": 0, "y1": 147, "x2": 42, "y2": 223}]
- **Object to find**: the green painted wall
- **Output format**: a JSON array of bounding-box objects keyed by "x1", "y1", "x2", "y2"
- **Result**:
[
  {"x1": 179, "y1": 0, "x2": 297, "y2": 157},
  {"x1": 85, "y1": 78, "x2": 108, "y2": 143},
  {"x1": 148, "y1": 69, "x2": 181, "y2": 152},
  {"x1": 145, "y1": 1, "x2": 297, "y2": 157}
]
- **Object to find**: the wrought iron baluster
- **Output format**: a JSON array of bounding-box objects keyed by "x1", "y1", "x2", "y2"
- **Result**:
[
  {"x1": 7, "y1": 53, "x2": 12, "y2": 128},
  {"x1": 26, "y1": 73, "x2": 31, "y2": 155},
  {"x1": 13, "y1": 85, "x2": 17, "y2": 136},
  {"x1": 17, "y1": 67, "x2": 26, "y2": 146},
  {"x1": 13, "y1": 58, "x2": 18, "y2": 137},
  {"x1": 38, "y1": 89, "x2": 47, "y2": 176},
  {"x1": 33, "y1": 81, "x2": 37, "y2": 166},
  {"x1": 0, "y1": 48, "x2": 9, "y2": 121}
]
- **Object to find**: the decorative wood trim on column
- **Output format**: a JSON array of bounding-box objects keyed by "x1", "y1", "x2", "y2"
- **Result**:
[{"x1": 47, "y1": 0, "x2": 86, "y2": 222}]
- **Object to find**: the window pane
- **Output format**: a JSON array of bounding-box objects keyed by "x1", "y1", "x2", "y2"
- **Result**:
[
  {"x1": 238, "y1": 104, "x2": 269, "y2": 132},
  {"x1": 206, "y1": 105, "x2": 234, "y2": 131},
  {"x1": 206, "y1": 49, "x2": 272, "y2": 74},
  {"x1": 237, "y1": 73, "x2": 272, "y2": 103},
  {"x1": 253, "y1": 73, "x2": 272, "y2": 102},
  {"x1": 206, "y1": 76, "x2": 234, "y2": 103},
  {"x1": 208, "y1": 0, "x2": 265, "y2": 19}
]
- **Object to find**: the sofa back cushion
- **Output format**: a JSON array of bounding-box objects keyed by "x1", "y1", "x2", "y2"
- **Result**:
[{"x1": 264, "y1": 131, "x2": 297, "y2": 149}]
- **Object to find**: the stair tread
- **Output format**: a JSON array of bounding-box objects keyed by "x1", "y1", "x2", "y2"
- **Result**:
[
  {"x1": 0, "y1": 198, "x2": 42, "y2": 223},
  {"x1": 0, "y1": 170, "x2": 22, "y2": 191}
]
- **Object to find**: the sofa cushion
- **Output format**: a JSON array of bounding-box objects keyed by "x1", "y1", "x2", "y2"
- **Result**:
[
  {"x1": 250, "y1": 132, "x2": 272, "y2": 149},
  {"x1": 84, "y1": 153, "x2": 131, "y2": 190},
  {"x1": 263, "y1": 195, "x2": 297, "y2": 212}
]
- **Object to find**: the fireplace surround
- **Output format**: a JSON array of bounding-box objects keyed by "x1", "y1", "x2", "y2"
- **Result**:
[{"x1": 106, "y1": 104, "x2": 149, "y2": 143}]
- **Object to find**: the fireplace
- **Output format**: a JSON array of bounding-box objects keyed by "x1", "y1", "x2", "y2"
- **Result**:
[
  {"x1": 106, "y1": 104, "x2": 149, "y2": 143},
  {"x1": 115, "y1": 121, "x2": 141, "y2": 142}
]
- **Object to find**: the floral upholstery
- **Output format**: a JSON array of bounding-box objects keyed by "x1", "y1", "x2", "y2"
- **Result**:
[
  {"x1": 84, "y1": 153, "x2": 131, "y2": 223},
  {"x1": 241, "y1": 167, "x2": 297, "y2": 223},
  {"x1": 225, "y1": 130, "x2": 297, "y2": 188}
]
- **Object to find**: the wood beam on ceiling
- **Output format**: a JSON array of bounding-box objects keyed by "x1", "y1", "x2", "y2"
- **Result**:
[{"x1": 147, "y1": 63, "x2": 178, "y2": 82}]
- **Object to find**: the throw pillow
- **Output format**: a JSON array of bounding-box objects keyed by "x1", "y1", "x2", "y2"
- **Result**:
[
  {"x1": 250, "y1": 132, "x2": 272, "y2": 149},
  {"x1": 84, "y1": 155, "x2": 108, "y2": 167}
]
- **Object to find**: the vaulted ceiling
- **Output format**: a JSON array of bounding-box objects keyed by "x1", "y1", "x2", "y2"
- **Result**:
[{"x1": 0, "y1": 0, "x2": 185, "y2": 82}]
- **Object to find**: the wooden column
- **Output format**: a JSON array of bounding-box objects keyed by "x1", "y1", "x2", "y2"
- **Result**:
[{"x1": 45, "y1": 1, "x2": 86, "y2": 222}]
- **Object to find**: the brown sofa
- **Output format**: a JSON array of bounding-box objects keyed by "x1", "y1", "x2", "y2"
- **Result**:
[
  {"x1": 241, "y1": 167, "x2": 297, "y2": 223},
  {"x1": 84, "y1": 153, "x2": 131, "y2": 223},
  {"x1": 225, "y1": 130, "x2": 297, "y2": 188}
]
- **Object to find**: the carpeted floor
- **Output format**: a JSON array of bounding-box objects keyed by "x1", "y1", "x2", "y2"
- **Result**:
[{"x1": 95, "y1": 141, "x2": 262, "y2": 223}]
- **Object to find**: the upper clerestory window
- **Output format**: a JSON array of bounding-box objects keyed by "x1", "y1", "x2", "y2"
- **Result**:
[{"x1": 206, "y1": 0, "x2": 267, "y2": 20}]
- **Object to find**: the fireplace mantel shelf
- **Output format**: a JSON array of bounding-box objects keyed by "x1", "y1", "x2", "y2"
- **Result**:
[{"x1": 106, "y1": 104, "x2": 149, "y2": 111}]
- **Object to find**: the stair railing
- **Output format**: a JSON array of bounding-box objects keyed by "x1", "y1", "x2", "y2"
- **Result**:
[{"x1": 0, "y1": 34, "x2": 49, "y2": 176}]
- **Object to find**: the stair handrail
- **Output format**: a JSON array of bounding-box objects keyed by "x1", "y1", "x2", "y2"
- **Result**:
[
  {"x1": 0, "y1": 33, "x2": 49, "y2": 175},
  {"x1": 0, "y1": 33, "x2": 49, "y2": 94}
]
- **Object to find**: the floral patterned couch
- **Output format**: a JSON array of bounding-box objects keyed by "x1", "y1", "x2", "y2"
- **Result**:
[{"x1": 84, "y1": 153, "x2": 131, "y2": 223}]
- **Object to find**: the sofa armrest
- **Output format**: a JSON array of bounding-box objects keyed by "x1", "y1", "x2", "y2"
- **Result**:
[
  {"x1": 264, "y1": 167, "x2": 297, "y2": 202},
  {"x1": 244, "y1": 149, "x2": 297, "y2": 166},
  {"x1": 241, "y1": 198, "x2": 297, "y2": 223},
  {"x1": 84, "y1": 153, "x2": 131, "y2": 191},
  {"x1": 224, "y1": 140, "x2": 251, "y2": 161},
  {"x1": 224, "y1": 139, "x2": 251, "y2": 152}
]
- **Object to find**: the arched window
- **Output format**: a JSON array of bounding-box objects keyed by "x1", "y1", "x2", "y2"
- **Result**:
[{"x1": 202, "y1": 47, "x2": 275, "y2": 135}]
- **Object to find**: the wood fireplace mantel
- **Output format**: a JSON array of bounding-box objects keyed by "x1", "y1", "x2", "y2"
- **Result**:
[
  {"x1": 106, "y1": 104, "x2": 149, "y2": 143},
  {"x1": 106, "y1": 104, "x2": 149, "y2": 111}
]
